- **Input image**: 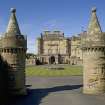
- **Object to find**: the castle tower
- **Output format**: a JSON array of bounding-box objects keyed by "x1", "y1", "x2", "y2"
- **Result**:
[
  {"x1": 1, "y1": 8, "x2": 27, "y2": 95},
  {"x1": 82, "y1": 7, "x2": 105, "y2": 94},
  {"x1": 37, "y1": 35, "x2": 43, "y2": 55}
]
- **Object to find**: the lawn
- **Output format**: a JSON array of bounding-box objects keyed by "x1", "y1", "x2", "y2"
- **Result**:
[{"x1": 26, "y1": 65, "x2": 83, "y2": 77}]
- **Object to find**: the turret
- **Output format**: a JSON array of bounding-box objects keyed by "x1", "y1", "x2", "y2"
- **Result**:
[
  {"x1": 1, "y1": 8, "x2": 27, "y2": 95},
  {"x1": 82, "y1": 7, "x2": 105, "y2": 94}
]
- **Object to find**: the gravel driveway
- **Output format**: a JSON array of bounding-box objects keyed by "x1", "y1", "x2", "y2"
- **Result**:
[{"x1": 9, "y1": 76, "x2": 105, "y2": 105}]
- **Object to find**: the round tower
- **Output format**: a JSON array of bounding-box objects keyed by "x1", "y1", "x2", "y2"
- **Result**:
[
  {"x1": 1, "y1": 8, "x2": 27, "y2": 95},
  {"x1": 82, "y1": 7, "x2": 105, "y2": 94}
]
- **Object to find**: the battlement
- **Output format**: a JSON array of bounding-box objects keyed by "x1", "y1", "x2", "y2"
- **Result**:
[
  {"x1": 41, "y1": 31, "x2": 64, "y2": 40},
  {"x1": 82, "y1": 46, "x2": 105, "y2": 51},
  {"x1": 81, "y1": 32, "x2": 105, "y2": 48},
  {"x1": 1, "y1": 34, "x2": 27, "y2": 49},
  {"x1": 42, "y1": 31, "x2": 64, "y2": 35},
  {"x1": 0, "y1": 48, "x2": 26, "y2": 53}
]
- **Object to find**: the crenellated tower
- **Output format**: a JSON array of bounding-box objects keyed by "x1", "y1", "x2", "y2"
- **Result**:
[
  {"x1": 1, "y1": 8, "x2": 27, "y2": 95},
  {"x1": 82, "y1": 7, "x2": 105, "y2": 94}
]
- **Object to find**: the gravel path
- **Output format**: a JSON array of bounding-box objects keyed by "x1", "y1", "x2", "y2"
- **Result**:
[{"x1": 9, "y1": 76, "x2": 105, "y2": 105}]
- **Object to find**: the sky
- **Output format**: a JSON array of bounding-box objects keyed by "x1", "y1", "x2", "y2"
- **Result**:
[{"x1": 0, "y1": 0, "x2": 105, "y2": 54}]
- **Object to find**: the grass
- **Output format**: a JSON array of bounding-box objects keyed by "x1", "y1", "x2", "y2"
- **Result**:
[{"x1": 26, "y1": 65, "x2": 83, "y2": 77}]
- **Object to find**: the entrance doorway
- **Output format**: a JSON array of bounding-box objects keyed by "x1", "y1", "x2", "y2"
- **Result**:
[{"x1": 49, "y1": 56, "x2": 55, "y2": 64}]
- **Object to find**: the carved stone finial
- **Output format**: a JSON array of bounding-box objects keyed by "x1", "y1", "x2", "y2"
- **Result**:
[
  {"x1": 10, "y1": 8, "x2": 16, "y2": 13},
  {"x1": 92, "y1": 7, "x2": 96, "y2": 12}
]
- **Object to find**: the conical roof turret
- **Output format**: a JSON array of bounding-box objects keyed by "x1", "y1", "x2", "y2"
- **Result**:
[
  {"x1": 87, "y1": 7, "x2": 102, "y2": 34},
  {"x1": 6, "y1": 8, "x2": 21, "y2": 35}
]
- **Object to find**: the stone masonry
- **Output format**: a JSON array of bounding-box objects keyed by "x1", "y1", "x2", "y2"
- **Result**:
[
  {"x1": 37, "y1": 31, "x2": 71, "y2": 64},
  {"x1": 0, "y1": 8, "x2": 27, "y2": 95},
  {"x1": 82, "y1": 7, "x2": 105, "y2": 94},
  {"x1": 37, "y1": 31, "x2": 84, "y2": 65}
]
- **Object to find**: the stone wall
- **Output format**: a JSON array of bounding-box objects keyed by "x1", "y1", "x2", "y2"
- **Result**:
[
  {"x1": 37, "y1": 31, "x2": 71, "y2": 64},
  {"x1": 83, "y1": 47, "x2": 105, "y2": 94}
]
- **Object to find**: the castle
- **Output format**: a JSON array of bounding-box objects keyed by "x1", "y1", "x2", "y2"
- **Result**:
[
  {"x1": 0, "y1": 8, "x2": 27, "y2": 102},
  {"x1": 37, "y1": 7, "x2": 105, "y2": 95},
  {"x1": 0, "y1": 7, "x2": 104, "y2": 104},
  {"x1": 37, "y1": 29, "x2": 86, "y2": 65},
  {"x1": 37, "y1": 31, "x2": 71, "y2": 64}
]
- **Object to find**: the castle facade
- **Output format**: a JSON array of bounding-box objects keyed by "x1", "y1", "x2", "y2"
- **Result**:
[
  {"x1": 37, "y1": 31, "x2": 71, "y2": 64},
  {"x1": 37, "y1": 31, "x2": 85, "y2": 65}
]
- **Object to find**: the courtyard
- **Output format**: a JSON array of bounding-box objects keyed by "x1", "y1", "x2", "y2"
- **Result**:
[{"x1": 8, "y1": 65, "x2": 105, "y2": 105}]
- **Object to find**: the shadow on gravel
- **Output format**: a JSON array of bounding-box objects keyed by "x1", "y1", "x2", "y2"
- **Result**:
[{"x1": 8, "y1": 84, "x2": 82, "y2": 105}]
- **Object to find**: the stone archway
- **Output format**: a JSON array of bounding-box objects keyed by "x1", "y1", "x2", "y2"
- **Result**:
[{"x1": 49, "y1": 56, "x2": 55, "y2": 64}]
